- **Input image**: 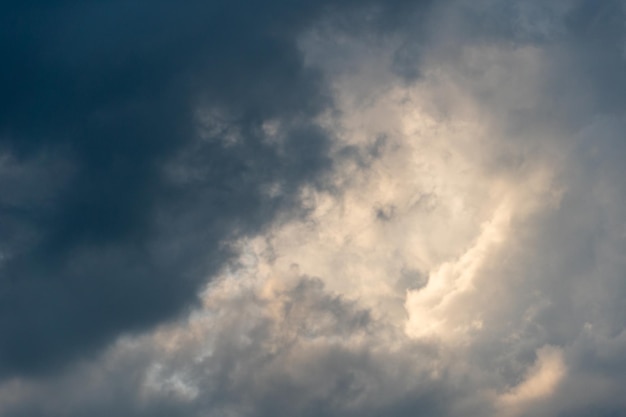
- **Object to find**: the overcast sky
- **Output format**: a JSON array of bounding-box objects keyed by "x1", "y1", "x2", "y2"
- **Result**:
[{"x1": 1, "y1": 1, "x2": 626, "y2": 416}]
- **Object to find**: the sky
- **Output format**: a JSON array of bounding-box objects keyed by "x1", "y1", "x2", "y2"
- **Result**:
[{"x1": 1, "y1": 1, "x2": 626, "y2": 416}]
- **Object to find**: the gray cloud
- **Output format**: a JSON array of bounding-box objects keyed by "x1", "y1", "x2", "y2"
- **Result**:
[
  {"x1": 0, "y1": 0, "x2": 431, "y2": 378},
  {"x1": 0, "y1": 275, "x2": 483, "y2": 417},
  {"x1": 2, "y1": 0, "x2": 626, "y2": 416}
]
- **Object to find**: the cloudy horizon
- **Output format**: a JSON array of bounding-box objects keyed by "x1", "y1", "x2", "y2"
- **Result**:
[{"x1": 2, "y1": 1, "x2": 626, "y2": 416}]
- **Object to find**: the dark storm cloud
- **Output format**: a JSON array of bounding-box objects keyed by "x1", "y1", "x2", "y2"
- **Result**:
[{"x1": 0, "y1": 0, "x2": 432, "y2": 378}]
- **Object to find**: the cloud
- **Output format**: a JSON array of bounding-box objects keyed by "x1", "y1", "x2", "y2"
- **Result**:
[
  {"x1": 497, "y1": 345, "x2": 566, "y2": 416},
  {"x1": 0, "y1": 0, "x2": 432, "y2": 378},
  {"x1": 2, "y1": 1, "x2": 626, "y2": 416},
  {"x1": 0, "y1": 272, "x2": 456, "y2": 417}
]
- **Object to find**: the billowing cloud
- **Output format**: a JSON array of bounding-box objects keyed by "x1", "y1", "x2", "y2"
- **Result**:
[
  {"x1": 2, "y1": 1, "x2": 626, "y2": 416},
  {"x1": 0, "y1": 0, "x2": 431, "y2": 377}
]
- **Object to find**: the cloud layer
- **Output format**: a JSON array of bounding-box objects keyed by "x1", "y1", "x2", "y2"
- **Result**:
[{"x1": 2, "y1": 1, "x2": 626, "y2": 416}]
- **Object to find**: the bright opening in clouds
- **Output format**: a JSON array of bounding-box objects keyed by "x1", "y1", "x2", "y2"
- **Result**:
[{"x1": 2, "y1": 1, "x2": 626, "y2": 416}]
